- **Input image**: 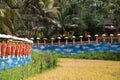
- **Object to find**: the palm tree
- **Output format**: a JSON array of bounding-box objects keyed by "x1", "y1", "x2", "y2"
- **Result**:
[
  {"x1": 22, "y1": 0, "x2": 60, "y2": 37},
  {"x1": 51, "y1": 0, "x2": 83, "y2": 37},
  {"x1": 0, "y1": 0, "x2": 20, "y2": 35}
]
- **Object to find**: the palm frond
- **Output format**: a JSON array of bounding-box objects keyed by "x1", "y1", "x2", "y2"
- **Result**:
[
  {"x1": 0, "y1": 23, "x2": 12, "y2": 35},
  {"x1": 4, "y1": 0, "x2": 17, "y2": 8}
]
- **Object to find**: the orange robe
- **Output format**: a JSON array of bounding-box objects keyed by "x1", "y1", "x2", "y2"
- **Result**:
[
  {"x1": 1, "y1": 43, "x2": 7, "y2": 58},
  {"x1": 22, "y1": 45, "x2": 25, "y2": 56},
  {"x1": 25, "y1": 45, "x2": 27, "y2": 56},
  {"x1": 28, "y1": 45, "x2": 32, "y2": 56},
  {"x1": 19, "y1": 45, "x2": 22, "y2": 57},
  {"x1": 15, "y1": 45, "x2": 20, "y2": 57},
  {"x1": 27, "y1": 45, "x2": 29, "y2": 56},
  {"x1": 11, "y1": 44, "x2": 16, "y2": 57},
  {"x1": 6, "y1": 43, "x2": 11, "y2": 57},
  {"x1": 0, "y1": 43, "x2": 1, "y2": 58}
]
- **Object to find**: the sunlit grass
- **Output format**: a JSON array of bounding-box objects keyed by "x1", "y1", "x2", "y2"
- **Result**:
[{"x1": 27, "y1": 58, "x2": 120, "y2": 80}]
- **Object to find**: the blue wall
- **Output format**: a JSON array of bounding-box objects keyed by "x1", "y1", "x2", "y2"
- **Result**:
[
  {"x1": 0, "y1": 56, "x2": 32, "y2": 71},
  {"x1": 33, "y1": 43, "x2": 120, "y2": 54}
]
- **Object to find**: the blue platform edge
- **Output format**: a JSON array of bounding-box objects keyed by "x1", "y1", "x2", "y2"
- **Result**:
[{"x1": 0, "y1": 56, "x2": 32, "y2": 71}]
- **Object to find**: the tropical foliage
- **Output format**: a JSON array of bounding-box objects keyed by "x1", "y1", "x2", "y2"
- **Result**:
[
  {"x1": 0, "y1": 0, "x2": 119, "y2": 37},
  {"x1": 0, "y1": 0, "x2": 18, "y2": 35}
]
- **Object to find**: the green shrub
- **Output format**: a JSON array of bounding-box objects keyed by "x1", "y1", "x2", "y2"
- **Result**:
[
  {"x1": 0, "y1": 52, "x2": 58, "y2": 80},
  {"x1": 58, "y1": 52, "x2": 120, "y2": 61},
  {"x1": 44, "y1": 52, "x2": 58, "y2": 68}
]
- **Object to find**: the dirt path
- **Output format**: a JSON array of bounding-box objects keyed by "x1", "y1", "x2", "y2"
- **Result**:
[{"x1": 27, "y1": 58, "x2": 120, "y2": 80}]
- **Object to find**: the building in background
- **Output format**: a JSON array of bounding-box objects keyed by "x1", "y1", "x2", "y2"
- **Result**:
[{"x1": 104, "y1": 19, "x2": 118, "y2": 35}]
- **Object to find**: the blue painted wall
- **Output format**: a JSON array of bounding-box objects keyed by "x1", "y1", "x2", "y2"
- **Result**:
[{"x1": 33, "y1": 43, "x2": 120, "y2": 54}]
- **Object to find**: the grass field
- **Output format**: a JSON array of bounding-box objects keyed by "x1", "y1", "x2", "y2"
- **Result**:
[{"x1": 27, "y1": 58, "x2": 120, "y2": 80}]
